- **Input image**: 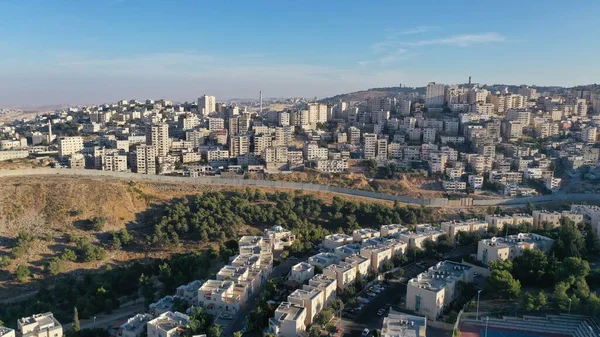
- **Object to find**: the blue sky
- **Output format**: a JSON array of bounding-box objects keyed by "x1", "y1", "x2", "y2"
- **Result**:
[{"x1": 1, "y1": 0, "x2": 599, "y2": 106}]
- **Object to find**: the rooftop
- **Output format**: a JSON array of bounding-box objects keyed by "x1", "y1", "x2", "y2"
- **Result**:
[
  {"x1": 121, "y1": 314, "x2": 153, "y2": 331},
  {"x1": 289, "y1": 288, "x2": 322, "y2": 301},
  {"x1": 292, "y1": 262, "x2": 314, "y2": 272},
  {"x1": 149, "y1": 312, "x2": 190, "y2": 333},
  {"x1": 480, "y1": 233, "x2": 554, "y2": 248},
  {"x1": 18, "y1": 313, "x2": 60, "y2": 330},
  {"x1": 324, "y1": 263, "x2": 353, "y2": 274},
  {"x1": 0, "y1": 327, "x2": 15, "y2": 337},
  {"x1": 409, "y1": 261, "x2": 472, "y2": 292},
  {"x1": 324, "y1": 233, "x2": 352, "y2": 241},
  {"x1": 382, "y1": 311, "x2": 426, "y2": 337}
]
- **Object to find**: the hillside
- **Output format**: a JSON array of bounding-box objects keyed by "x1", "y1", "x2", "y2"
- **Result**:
[{"x1": 319, "y1": 86, "x2": 425, "y2": 103}]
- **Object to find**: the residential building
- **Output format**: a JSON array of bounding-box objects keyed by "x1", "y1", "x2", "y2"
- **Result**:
[
  {"x1": 380, "y1": 224, "x2": 407, "y2": 237},
  {"x1": 532, "y1": 210, "x2": 562, "y2": 227},
  {"x1": 406, "y1": 261, "x2": 473, "y2": 320},
  {"x1": 264, "y1": 226, "x2": 295, "y2": 250},
  {"x1": 440, "y1": 219, "x2": 488, "y2": 243},
  {"x1": 197, "y1": 280, "x2": 242, "y2": 315},
  {"x1": 341, "y1": 254, "x2": 370, "y2": 278},
  {"x1": 17, "y1": 313, "x2": 63, "y2": 337},
  {"x1": 58, "y1": 136, "x2": 83, "y2": 157},
  {"x1": 352, "y1": 228, "x2": 380, "y2": 242},
  {"x1": 0, "y1": 327, "x2": 15, "y2": 337},
  {"x1": 323, "y1": 263, "x2": 356, "y2": 290},
  {"x1": 304, "y1": 274, "x2": 337, "y2": 304},
  {"x1": 308, "y1": 252, "x2": 340, "y2": 270},
  {"x1": 398, "y1": 224, "x2": 445, "y2": 249},
  {"x1": 146, "y1": 312, "x2": 189, "y2": 337},
  {"x1": 131, "y1": 145, "x2": 156, "y2": 175},
  {"x1": 146, "y1": 123, "x2": 169, "y2": 157},
  {"x1": 175, "y1": 280, "x2": 204, "y2": 305},
  {"x1": 287, "y1": 288, "x2": 325, "y2": 325},
  {"x1": 268, "y1": 302, "x2": 307, "y2": 337},
  {"x1": 103, "y1": 153, "x2": 128, "y2": 172},
  {"x1": 364, "y1": 133, "x2": 377, "y2": 159},
  {"x1": 322, "y1": 234, "x2": 352, "y2": 251},
  {"x1": 117, "y1": 314, "x2": 153, "y2": 337},
  {"x1": 477, "y1": 233, "x2": 554, "y2": 264},
  {"x1": 230, "y1": 135, "x2": 250, "y2": 157},
  {"x1": 333, "y1": 243, "x2": 362, "y2": 260},
  {"x1": 289, "y1": 262, "x2": 315, "y2": 284},
  {"x1": 198, "y1": 95, "x2": 216, "y2": 117},
  {"x1": 360, "y1": 245, "x2": 393, "y2": 271},
  {"x1": 485, "y1": 214, "x2": 533, "y2": 228},
  {"x1": 381, "y1": 311, "x2": 427, "y2": 337},
  {"x1": 425, "y1": 82, "x2": 446, "y2": 108}
]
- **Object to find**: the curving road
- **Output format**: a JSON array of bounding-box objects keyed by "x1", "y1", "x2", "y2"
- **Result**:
[{"x1": 1, "y1": 168, "x2": 599, "y2": 208}]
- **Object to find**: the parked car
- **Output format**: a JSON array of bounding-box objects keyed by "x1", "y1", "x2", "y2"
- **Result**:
[
  {"x1": 377, "y1": 308, "x2": 386, "y2": 316},
  {"x1": 362, "y1": 328, "x2": 370, "y2": 337}
]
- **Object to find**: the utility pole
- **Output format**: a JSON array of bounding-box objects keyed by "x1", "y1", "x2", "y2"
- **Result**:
[{"x1": 476, "y1": 290, "x2": 482, "y2": 321}]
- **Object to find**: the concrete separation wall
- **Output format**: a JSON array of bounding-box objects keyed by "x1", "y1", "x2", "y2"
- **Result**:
[{"x1": 2, "y1": 168, "x2": 600, "y2": 208}]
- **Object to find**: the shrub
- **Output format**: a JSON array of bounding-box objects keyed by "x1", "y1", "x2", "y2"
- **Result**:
[
  {"x1": 61, "y1": 249, "x2": 78, "y2": 262},
  {"x1": 45, "y1": 257, "x2": 65, "y2": 276},
  {"x1": 15, "y1": 265, "x2": 31, "y2": 282},
  {"x1": 90, "y1": 217, "x2": 107, "y2": 231}
]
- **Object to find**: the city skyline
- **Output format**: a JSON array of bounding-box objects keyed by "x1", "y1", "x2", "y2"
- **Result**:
[{"x1": 1, "y1": 0, "x2": 599, "y2": 106}]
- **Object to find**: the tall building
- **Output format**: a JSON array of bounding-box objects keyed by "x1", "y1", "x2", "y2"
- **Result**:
[
  {"x1": 198, "y1": 95, "x2": 216, "y2": 117},
  {"x1": 425, "y1": 82, "x2": 446, "y2": 108},
  {"x1": 58, "y1": 136, "x2": 83, "y2": 157},
  {"x1": 146, "y1": 123, "x2": 169, "y2": 157},
  {"x1": 132, "y1": 144, "x2": 156, "y2": 175},
  {"x1": 364, "y1": 133, "x2": 377, "y2": 159},
  {"x1": 230, "y1": 135, "x2": 250, "y2": 157},
  {"x1": 17, "y1": 312, "x2": 63, "y2": 337}
]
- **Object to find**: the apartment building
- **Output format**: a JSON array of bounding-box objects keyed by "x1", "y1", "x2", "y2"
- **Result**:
[
  {"x1": 426, "y1": 82, "x2": 446, "y2": 107},
  {"x1": 323, "y1": 263, "x2": 357, "y2": 290},
  {"x1": 288, "y1": 288, "x2": 325, "y2": 325},
  {"x1": 229, "y1": 135, "x2": 250, "y2": 157},
  {"x1": 117, "y1": 314, "x2": 153, "y2": 337},
  {"x1": 571, "y1": 204, "x2": 600, "y2": 236},
  {"x1": 0, "y1": 327, "x2": 15, "y2": 337},
  {"x1": 198, "y1": 95, "x2": 216, "y2": 117},
  {"x1": 360, "y1": 245, "x2": 393, "y2": 271},
  {"x1": 352, "y1": 228, "x2": 380, "y2": 242},
  {"x1": 308, "y1": 252, "x2": 340, "y2": 270},
  {"x1": 289, "y1": 262, "x2": 315, "y2": 284},
  {"x1": 340, "y1": 254, "x2": 371, "y2": 279},
  {"x1": 175, "y1": 280, "x2": 204, "y2": 305},
  {"x1": 381, "y1": 311, "x2": 427, "y2": 337},
  {"x1": 364, "y1": 133, "x2": 378, "y2": 159},
  {"x1": 17, "y1": 313, "x2": 63, "y2": 337},
  {"x1": 440, "y1": 219, "x2": 488, "y2": 243},
  {"x1": 531, "y1": 210, "x2": 562, "y2": 227},
  {"x1": 146, "y1": 312, "x2": 189, "y2": 337},
  {"x1": 485, "y1": 214, "x2": 533, "y2": 228},
  {"x1": 268, "y1": 302, "x2": 307, "y2": 337},
  {"x1": 322, "y1": 234, "x2": 352, "y2": 251},
  {"x1": 146, "y1": 123, "x2": 169, "y2": 157},
  {"x1": 304, "y1": 274, "x2": 337, "y2": 304},
  {"x1": 103, "y1": 153, "x2": 128, "y2": 172},
  {"x1": 406, "y1": 261, "x2": 473, "y2": 320},
  {"x1": 398, "y1": 224, "x2": 445, "y2": 249},
  {"x1": 477, "y1": 233, "x2": 554, "y2": 264},
  {"x1": 333, "y1": 243, "x2": 362, "y2": 260},
  {"x1": 197, "y1": 280, "x2": 242, "y2": 315},
  {"x1": 131, "y1": 144, "x2": 156, "y2": 174},
  {"x1": 58, "y1": 136, "x2": 83, "y2": 157},
  {"x1": 380, "y1": 224, "x2": 407, "y2": 237},
  {"x1": 264, "y1": 226, "x2": 295, "y2": 250}
]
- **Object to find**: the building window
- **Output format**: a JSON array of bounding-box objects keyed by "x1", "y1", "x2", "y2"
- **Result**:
[{"x1": 415, "y1": 294, "x2": 421, "y2": 312}]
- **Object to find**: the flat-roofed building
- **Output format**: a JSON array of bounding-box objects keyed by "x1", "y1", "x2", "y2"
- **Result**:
[
  {"x1": 197, "y1": 280, "x2": 242, "y2": 315},
  {"x1": 323, "y1": 263, "x2": 356, "y2": 290},
  {"x1": 440, "y1": 219, "x2": 488, "y2": 244},
  {"x1": 571, "y1": 204, "x2": 600, "y2": 236},
  {"x1": 308, "y1": 252, "x2": 340, "y2": 270},
  {"x1": 398, "y1": 224, "x2": 445, "y2": 249},
  {"x1": 381, "y1": 311, "x2": 427, "y2": 337},
  {"x1": 532, "y1": 210, "x2": 562, "y2": 227},
  {"x1": 289, "y1": 262, "x2": 314, "y2": 284},
  {"x1": 352, "y1": 228, "x2": 381, "y2": 242},
  {"x1": 360, "y1": 245, "x2": 393, "y2": 272},
  {"x1": 485, "y1": 214, "x2": 534, "y2": 228},
  {"x1": 406, "y1": 261, "x2": 473, "y2": 320},
  {"x1": 0, "y1": 327, "x2": 15, "y2": 337},
  {"x1": 305, "y1": 274, "x2": 337, "y2": 304},
  {"x1": 175, "y1": 280, "x2": 204, "y2": 305},
  {"x1": 477, "y1": 233, "x2": 554, "y2": 264},
  {"x1": 17, "y1": 312, "x2": 63, "y2": 337},
  {"x1": 146, "y1": 311, "x2": 189, "y2": 337},
  {"x1": 341, "y1": 254, "x2": 370, "y2": 278},
  {"x1": 264, "y1": 226, "x2": 295, "y2": 250},
  {"x1": 333, "y1": 243, "x2": 362, "y2": 260},
  {"x1": 287, "y1": 288, "x2": 325, "y2": 325},
  {"x1": 117, "y1": 314, "x2": 153, "y2": 337},
  {"x1": 322, "y1": 234, "x2": 352, "y2": 251},
  {"x1": 380, "y1": 224, "x2": 407, "y2": 237},
  {"x1": 267, "y1": 302, "x2": 307, "y2": 337}
]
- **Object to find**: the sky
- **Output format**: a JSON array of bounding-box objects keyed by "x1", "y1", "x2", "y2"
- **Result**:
[{"x1": 0, "y1": 0, "x2": 599, "y2": 107}]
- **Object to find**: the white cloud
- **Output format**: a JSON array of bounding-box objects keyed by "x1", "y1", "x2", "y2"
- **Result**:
[
  {"x1": 403, "y1": 33, "x2": 506, "y2": 47},
  {"x1": 385, "y1": 26, "x2": 435, "y2": 37},
  {"x1": 379, "y1": 49, "x2": 408, "y2": 65}
]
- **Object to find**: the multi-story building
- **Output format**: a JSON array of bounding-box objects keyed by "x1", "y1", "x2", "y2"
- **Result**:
[
  {"x1": 229, "y1": 135, "x2": 250, "y2": 158},
  {"x1": 352, "y1": 228, "x2": 380, "y2": 242},
  {"x1": 425, "y1": 82, "x2": 446, "y2": 108},
  {"x1": 289, "y1": 262, "x2": 315, "y2": 284},
  {"x1": 117, "y1": 314, "x2": 153, "y2": 337},
  {"x1": 477, "y1": 233, "x2": 554, "y2": 264},
  {"x1": 198, "y1": 95, "x2": 216, "y2": 117},
  {"x1": 363, "y1": 133, "x2": 378, "y2": 160},
  {"x1": 360, "y1": 245, "x2": 393, "y2": 272},
  {"x1": 333, "y1": 243, "x2": 362, "y2": 260},
  {"x1": 287, "y1": 288, "x2": 325, "y2": 325},
  {"x1": 0, "y1": 327, "x2": 15, "y2": 337},
  {"x1": 571, "y1": 205, "x2": 600, "y2": 236},
  {"x1": 146, "y1": 123, "x2": 169, "y2": 157},
  {"x1": 398, "y1": 224, "x2": 445, "y2": 249},
  {"x1": 380, "y1": 224, "x2": 407, "y2": 237},
  {"x1": 264, "y1": 226, "x2": 295, "y2": 250},
  {"x1": 322, "y1": 234, "x2": 352, "y2": 251},
  {"x1": 308, "y1": 252, "x2": 340, "y2": 270},
  {"x1": 146, "y1": 311, "x2": 189, "y2": 337},
  {"x1": 17, "y1": 313, "x2": 62, "y2": 337},
  {"x1": 323, "y1": 263, "x2": 356, "y2": 290},
  {"x1": 532, "y1": 210, "x2": 563, "y2": 227},
  {"x1": 381, "y1": 311, "x2": 426, "y2": 337},
  {"x1": 58, "y1": 136, "x2": 83, "y2": 157},
  {"x1": 131, "y1": 144, "x2": 156, "y2": 175},
  {"x1": 197, "y1": 280, "x2": 243, "y2": 315},
  {"x1": 340, "y1": 254, "x2": 371, "y2": 278},
  {"x1": 268, "y1": 302, "x2": 307, "y2": 337},
  {"x1": 102, "y1": 153, "x2": 128, "y2": 172},
  {"x1": 304, "y1": 274, "x2": 337, "y2": 304},
  {"x1": 440, "y1": 219, "x2": 488, "y2": 243},
  {"x1": 406, "y1": 261, "x2": 473, "y2": 320}
]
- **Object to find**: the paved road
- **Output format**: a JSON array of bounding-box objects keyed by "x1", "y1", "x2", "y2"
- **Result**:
[{"x1": 63, "y1": 302, "x2": 145, "y2": 331}]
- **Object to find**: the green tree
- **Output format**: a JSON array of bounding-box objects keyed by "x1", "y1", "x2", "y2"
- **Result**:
[
  {"x1": 90, "y1": 217, "x2": 106, "y2": 231},
  {"x1": 552, "y1": 282, "x2": 571, "y2": 311},
  {"x1": 585, "y1": 229, "x2": 600, "y2": 253},
  {"x1": 314, "y1": 309, "x2": 333, "y2": 325},
  {"x1": 308, "y1": 325, "x2": 321, "y2": 337},
  {"x1": 232, "y1": 332, "x2": 243, "y2": 337},
  {"x1": 512, "y1": 249, "x2": 548, "y2": 286},
  {"x1": 45, "y1": 257, "x2": 65, "y2": 276},
  {"x1": 208, "y1": 324, "x2": 222, "y2": 337},
  {"x1": 536, "y1": 291, "x2": 548, "y2": 310},
  {"x1": 521, "y1": 292, "x2": 538, "y2": 311},
  {"x1": 61, "y1": 249, "x2": 78, "y2": 262},
  {"x1": 485, "y1": 270, "x2": 521, "y2": 299},
  {"x1": 15, "y1": 264, "x2": 31, "y2": 282},
  {"x1": 552, "y1": 220, "x2": 585, "y2": 258},
  {"x1": 556, "y1": 257, "x2": 590, "y2": 283},
  {"x1": 489, "y1": 259, "x2": 513, "y2": 272},
  {"x1": 73, "y1": 307, "x2": 81, "y2": 333},
  {"x1": 139, "y1": 273, "x2": 156, "y2": 307},
  {"x1": 0, "y1": 255, "x2": 12, "y2": 268}
]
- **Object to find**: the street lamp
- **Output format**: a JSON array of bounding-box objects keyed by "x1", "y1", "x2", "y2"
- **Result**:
[
  {"x1": 476, "y1": 290, "x2": 482, "y2": 321},
  {"x1": 485, "y1": 317, "x2": 489, "y2": 337},
  {"x1": 568, "y1": 298, "x2": 572, "y2": 314}
]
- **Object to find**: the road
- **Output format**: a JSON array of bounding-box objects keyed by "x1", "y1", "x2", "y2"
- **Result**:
[
  {"x1": 63, "y1": 302, "x2": 145, "y2": 331},
  {"x1": 2, "y1": 168, "x2": 598, "y2": 208},
  {"x1": 221, "y1": 256, "x2": 299, "y2": 336}
]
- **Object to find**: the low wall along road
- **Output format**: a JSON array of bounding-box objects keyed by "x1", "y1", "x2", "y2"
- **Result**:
[{"x1": 1, "y1": 168, "x2": 600, "y2": 208}]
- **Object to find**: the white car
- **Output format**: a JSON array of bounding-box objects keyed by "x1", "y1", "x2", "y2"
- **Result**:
[{"x1": 362, "y1": 328, "x2": 370, "y2": 336}]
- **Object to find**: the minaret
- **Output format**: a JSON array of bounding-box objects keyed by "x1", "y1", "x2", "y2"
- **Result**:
[
  {"x1": 48, "y1": 120, "x2": 53, "y2": 143},
  {"x1": 468, "y1": 76, "x2": 472, "y2": 85},
  {"x1": 259, "y1": 90, "x2": 263, "y2": 114}
]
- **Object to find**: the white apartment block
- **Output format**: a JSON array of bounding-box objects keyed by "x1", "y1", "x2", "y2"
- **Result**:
[
  {"x1": 315, "y1": 159, "x2": 348, "y2": 173},
  {"x1": 360, "y1": 245, "x2": 393, "y2": 272},
  {"x1": 341, "y1": 254, "x2": 371, "y2": 279},
  {"x1": 364, "y1": 133, "x2": 378, "y2": 160},
  {"x1": 264, "y1": 226, "x2": 295, "y2": 250},
  {"x1": 304, "y1": 274, "x2": 337, "y2": 304},
  {"x1": 58, "y1": 136, "x2": 83, "y2": 157},
  {"x1": 468, "y1": 175, "x2": 484, "y2": 189},
  {"x1": 17, "y1": 313, "x2": 63, "y2": 337},
  {"x1": 333, "y1": 243, "x2": 362, "y2": 260},
  {"x1": 406, "y1": 261, "x2": 473, "y2": 320},
  {"x1": 198, "y1": 95, "x2": 216, "y2": 117},
  {"x1": 208, "y1": 117, "x2": 225, "y2": 131},
  {"x1": 0, "y1": 150, "x2": 29, "y2": 161},
  {"x1": 268, "y1": 302, "x2": 307, "y2": 337},
  {"x1": 303, "y1": 142, "x2": 328, "y2": 161},
  {"x1": 146, "y1": 312, "x2": 189, "y2": 337},
  {"x1": 381, "y1": 311, "x2": 427, "y2": 337},
  {"x1": 484, "y1": 214, "x2": 533, "y2": 228},
  {"x1": 289, "y1": 262, "x2": 315, "y2": 284},
  {"x1": 308, "y1": 252, "x2": 340, "y2": 270},
  {"x1": 0, "y1": 327, "x2": 15, "y2": 337},
  {"x1": 477, "y1": 233, "x2": 554, "y2": 264},
  {"x1": 425, "y1": 82, "x2": 446, "y2": 107},
  {"x1": 230, "y1": 135, "x2": 250, "y2": 157},
  {"x1": 103, "y1": 153, "x2": 128, "y2": 172},
  {"x1": 380, "y1": 224, "x2": 407, "y2": 237},
  {"x1": 506, "y1": 109, "x2": 531, "y2": 126},
  {"x1": 531, "y1": 210, "x2": 581, "y2": 227},
  {"x1": 352, "y1": 228, "x2": 380, "y2": 242},
  {"x1": 323, "y1": 263, "x2": 357, "y2": 290},
  {"x1": 322, "y1": 233, "x2": 352, "y2": 251},
  {"x1": 398, "y1": 224, "x2": 445, "y2": 249},
  {"x1": 288, "y1": 288, "x2": 325, "y2": 325},
  {"x1": 146, "y1": 123, "x2": 169, "y2": 157},
  {"x1": 198, "y1": 280, "x2": 243, "y2": 315},
  {"x1": 175, "y1": 280, "x2": 204, "y2": 305},
  {"x1": 132, "y1": 144, "x2": 156, "y2": 175},
  {"x1": 571, "y1": 204, "x2": 600, "y2": 236},
  {"x1": 117, "y1": 314, "x2": 153, "y2": 337},
  {"x1": 440, "y1": 219, "x2": 488, "y2": 243}
]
